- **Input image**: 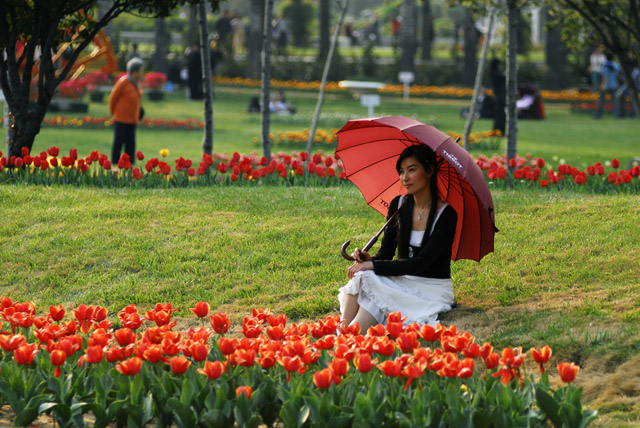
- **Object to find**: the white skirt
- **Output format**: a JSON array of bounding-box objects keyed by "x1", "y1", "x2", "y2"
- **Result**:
[{"x1": 338, "y1": 270, "x2": 454, "y2": 327}]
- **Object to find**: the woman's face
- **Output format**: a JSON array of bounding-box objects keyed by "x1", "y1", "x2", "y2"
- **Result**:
[{"x1": 399, "y1": 156, "x2": 432, "y2": 195}]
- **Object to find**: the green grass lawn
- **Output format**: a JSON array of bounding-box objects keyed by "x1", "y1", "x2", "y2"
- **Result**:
[{"x1": 4, "y1": 92, "x2": 640, "y2": 425}]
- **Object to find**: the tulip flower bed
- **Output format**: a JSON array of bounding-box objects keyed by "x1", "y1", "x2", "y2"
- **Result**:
[
  {"x1": 214, "y1": 76, "x2": 599, "y2": 103},
  {"x1": 477, "y1": 154, "x2": 640, "y2": 191},
  {"x1": 0, "y1": 116, "x2": 205, "y2": 131},
  {"x1": 0, "y1": 147, "x2": 347, "y2": 188},
  {"x1": 0, "y1": 297, "x2": 597, "y2": 427}
]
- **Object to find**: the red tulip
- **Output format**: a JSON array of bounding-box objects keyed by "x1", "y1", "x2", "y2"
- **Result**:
[
  {"x1": 136, "y1": 150, "x2": 144, "y2": 161},
  {"x1": 258, "y1": 351, "x2": 277, "y2": 369},
  {"x1": 611, "y1": 158, "x2": 620, "y2": 169},
  {"x1": 116, "y1": 356, "x2": 143, "y2": 376},
  {"x1": 0, "y1": 334, "x2": 26, "y2": 352},
  {"x1": 14, "y1": 343, "x2": 39, "y2": 365},
  {"x1": 85, "y1": 345, "x2": 104, "y2": 364},
  {"x1": 557, "y1": 362, "x2": 579, "y2": 383},
  {"x1": 484, "y1": 352, "x2": 500, "y2": 369},
  {"x1": 331, "y1": 358, "x2": 349, "y2": 377},
  {"x1": 531, "y1": 345, "x2": 552, "y2": 364},
  {"x1": 114, "y1": 328, "x2": 137, "y2": 346},
  {"x1": 313, "y1": 368, "x2": 334, "y2": 389},
  {"x1": 189, "y1": 342, "x2": 209, "y2": 362},
  {"x1": 210, "y1": 312, "x2": 230, "y2": 334},
  {"x1": 218, "y1": 337, "x2": 238, "y2": 355},
  {"x1": 457, "y1": 358, "x2": 475, "y2": 378},
  {"x1": 235, "y1": 386, "x2": 252, "y2": 399},
  {"x1": 142, "y1": 344, "x2": 164, "y2": 363},
  {"x1": 353, "y1": 353, "x2": 376, "y2": 373},
  {"x1": 377, "y1": 359, "x2": 402, "y2": 377},
  {"x1": 50, "y1": 349, "x2": 67, "y2": 367},
  {"x1": 48, "y1": 146, "x2": 60, "y2": 157},
  {"x1": 169, "y1": 356, "x2": 191, "y2": 375}
]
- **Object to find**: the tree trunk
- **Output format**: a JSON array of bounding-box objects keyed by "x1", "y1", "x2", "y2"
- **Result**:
[
  {"x1": 197, "y1": 2, "x2": 214, "y2": 155},
  {"x1": 154, "y1": 17, "x2": 169, "y2": 74},
  {"x1": 399, "y1": 0, "x2": 417, "y2": 72},
  {"x1": 506, "y1": 0, "x2": 519, "y2": 187},
  {"x1": 261, "y1": 0, "x2": 274, "y2": 162},
  {"x1": 462, "y1": 7, "x2": 477, "y2": 87},
  {"x1": 463, "y1": 0, "x2": 498, "y2": 151},
  {"x1": 247, "y1": 0, "x2": 265, "y2": 79},
  {"x1": 421, "y1": 0, "x2": 433, "y2": 60},
  {"x1": 318, "y1": 0, "x2": 330, "y2": 61},
  {"x1": 187, "y1": 5, "x2": 198, "y2": 46},
  {"x1": 543, "y1": 6, "x2": 569, "y2": 90},
  {"x1": 306, "y1": 0, "x2": 350, "y2": 158}
]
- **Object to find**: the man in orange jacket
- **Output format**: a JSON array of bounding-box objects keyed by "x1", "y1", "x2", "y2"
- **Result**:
[{"x1": 109, "y1": 58, "x2": 144, "y2": 165}]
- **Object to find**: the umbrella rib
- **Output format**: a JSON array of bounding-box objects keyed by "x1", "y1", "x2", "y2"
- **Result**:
[
  {"x1": 364, "y1": 179, "x2": 402, "y2": 206},
  {"x1": 344, "y1": 146, "x2": 413, "y2": 177}
]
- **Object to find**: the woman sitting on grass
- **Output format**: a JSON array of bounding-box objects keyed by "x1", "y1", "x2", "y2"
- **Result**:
[{"x1": 338, "y1": 144, "x2": 458, "y2": 330}]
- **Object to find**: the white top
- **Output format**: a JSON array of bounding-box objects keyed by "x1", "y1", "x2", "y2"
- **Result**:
[
  {"x1": 410, "y1": 230, "x2": 425, "y2": 247},
  {"x1": 409, "y1": 202, "x2": 451, "y2": 247},
  {"x1": 590, "y1": 53, "x2": 606, "y2": 73}
]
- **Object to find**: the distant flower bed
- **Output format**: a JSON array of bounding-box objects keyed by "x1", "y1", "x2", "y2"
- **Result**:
[
  {"x1": 214, "y1": 77, "x2": 599, "y2": 103},
  {"x1": 0, "y1": 297, "x2": 595, "y2": 428},
  {"x1": 0, "y1": 116, "x2": 205, "y2": 131},
  {"x1": 570, "y1": 102, "x2": 635, "y2": 114}
]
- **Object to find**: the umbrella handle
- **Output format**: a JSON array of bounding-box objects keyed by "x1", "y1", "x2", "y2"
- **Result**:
[
  {"x1": 341, "y1": 240, "x2": 355, "y2": 261},
  {"x1": 340, "y1": 201, "x2": 404, "y2": 262}
]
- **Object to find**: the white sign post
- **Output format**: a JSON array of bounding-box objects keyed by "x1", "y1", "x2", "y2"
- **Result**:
[
  {"x1": 338, "y1": 80, "x2": 386, "y2": 117},
  {"x1": 398, "y1": 71, "x2": 415, "y2": 101}
]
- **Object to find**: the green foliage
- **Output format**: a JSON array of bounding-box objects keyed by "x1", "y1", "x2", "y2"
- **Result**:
[{"x1": 279, "y1": 0, "x2": 314, "y2": 48}]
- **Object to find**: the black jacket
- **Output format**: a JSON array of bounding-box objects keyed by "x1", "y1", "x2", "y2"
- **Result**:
[{"x1": 372, "y1": 195, "x2": 457, "y2": 279}]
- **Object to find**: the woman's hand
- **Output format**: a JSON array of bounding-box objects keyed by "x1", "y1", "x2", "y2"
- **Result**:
[
  {"x1": 348, "y1": 261, "x2": 374, "y2": 279},
  {"x1": 351, "y1": 248, "x2": 372, "y2": 263}
]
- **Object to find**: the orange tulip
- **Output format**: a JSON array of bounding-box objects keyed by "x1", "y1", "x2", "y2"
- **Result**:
[
  {"x1": 170, "y1": 356, "x2": 191, "y2": 375},
  {"x1": 189, "y1": 301, "x2": 210, "y2": 318},
  {"x1": 557, "y1": 362, "x2": 580, "y2": 383},
  {"x1": 198, "y1": 360, "x2": 225, "y2": 380},
  {"x1": 313, "y1": 368, "x2": 334, "y2": 389},
  {"x1": 258, "y1": 351, "x2": 277, "y2": 369},
  {"x1": 377, "y1": 359, "x2": 402, "y2": 377},
  {"x1": 331, "y1": 358, "x2": 349, "y2": 377},
  {"x1": 484, "y1": 352, "x2": 500, "y2": 370},
  {"x1": 116, "y1": 356, "x2": 143, "y2": 376},
  {"x1": 235, "y1": 385, "x2": 252, "y2": 399},
  {"x1": 142, "y1": 344, "x2": 164, "y2": 363},
  {"x1": 189, "y1": 342, "x2": 209, "y2": 362},
  {"x1": 531, "y1": 345, "x2": 552, "y2": 373},
  {"x1": 50, "y1": 349, "x2": 66, "y2": 366},
  {"x1": 0, "y1": 334, "x2": 26, "y2": 352}
]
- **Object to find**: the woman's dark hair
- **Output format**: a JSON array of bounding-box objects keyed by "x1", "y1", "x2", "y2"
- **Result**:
[{"x1": 394, "y1": 144, "x2": 440, "y2": 259}]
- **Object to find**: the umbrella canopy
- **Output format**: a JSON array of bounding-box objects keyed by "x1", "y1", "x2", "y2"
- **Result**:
[{"x1": 335, "y1": 116, "x2": 497, "y2": 262}]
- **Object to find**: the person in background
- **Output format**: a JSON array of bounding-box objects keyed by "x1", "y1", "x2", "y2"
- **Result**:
[
  {"x1": 187, "y1": 42, "x2": 203, "y2": 100},
  {"x1": 490, "y1": 59, "x2": 506, "y2": 134},
  {"x1": 594, "y1": 52, "x2": 620, "y2": 119},
  {"x1": 231, "y1": 13, "x2": 247, "y2": 54},
  {"x1": 616, "y1": 55, "x2": 640, "y2": 118},
  {"x1": 126, "y1": 42, "x2": 142, "y2": 63},
  {"x1": 588, "y1": 45, "x2": 606, "y2": 93},
  {"x1": 109, "y1": 58, "x2": 143, "y2": 165}
]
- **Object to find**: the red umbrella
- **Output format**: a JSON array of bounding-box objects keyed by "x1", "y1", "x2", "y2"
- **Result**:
[{"x1": 335, "y1": 116, "x2": 497, "y2": 262}]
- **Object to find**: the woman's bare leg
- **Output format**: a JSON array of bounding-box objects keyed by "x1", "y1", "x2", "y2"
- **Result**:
[
  {"x1": 341, "y1": 294, "x2": 360, "y2": 326},
  {"x1": 350, "y1": 307, "x2": 378, "y2": 332}
]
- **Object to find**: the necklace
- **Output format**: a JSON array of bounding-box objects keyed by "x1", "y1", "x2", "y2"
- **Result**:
[{"x1": 415, "y1": 204, "x2": 428, "y2": 221}]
